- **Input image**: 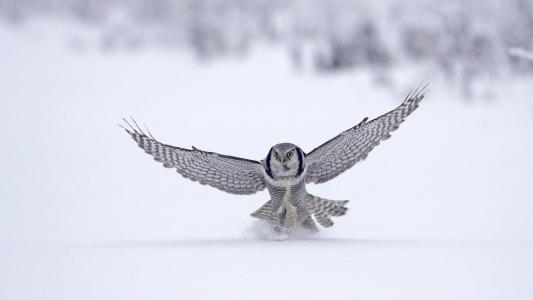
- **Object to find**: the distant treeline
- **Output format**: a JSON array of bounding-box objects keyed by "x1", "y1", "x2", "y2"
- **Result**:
[{"x1": 2, "y1": 0, "x2": 532, "y2": 91}]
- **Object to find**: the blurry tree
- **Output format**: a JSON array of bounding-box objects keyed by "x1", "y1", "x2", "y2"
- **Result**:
[
  {"x1": 1, "y1": 0, "x2": 531, "y2": 96},
  {"x1": 314, "y1": 21, "x2": 391, "y2": 72}
]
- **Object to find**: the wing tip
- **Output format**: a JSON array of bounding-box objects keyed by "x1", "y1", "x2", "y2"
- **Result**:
[
  {"x1": 405, "y1": 82, "x2": 429, "y2": 104},
  {"x1": 120, "y1": 117, "x2": 166, "y2": 144}
]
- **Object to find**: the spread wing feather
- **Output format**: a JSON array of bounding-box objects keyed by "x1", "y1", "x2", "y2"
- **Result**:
[
  {"x1": 306, "y1": 85, "x2": 427, "y2": 184},
  {"x1": 122, "y1": 120, "x2": 266, "y2": 195}
]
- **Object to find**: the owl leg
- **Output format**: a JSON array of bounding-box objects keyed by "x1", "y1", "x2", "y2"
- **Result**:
[{"x1": 272, "y1": 208, "x2": 289, "y2": 235}]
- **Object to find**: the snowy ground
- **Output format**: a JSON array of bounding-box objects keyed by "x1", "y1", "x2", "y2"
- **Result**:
[{"x1": 1, "y1": 22, "x2": 533, "y2": 299}]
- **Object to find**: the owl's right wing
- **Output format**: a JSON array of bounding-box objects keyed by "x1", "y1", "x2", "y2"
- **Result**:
[
  {"x1": 122, "y1": 120, "x2": 266, "y2": 195},
  {"x1": 305, "y1": 85, "x2": 426, "y2": 184}
]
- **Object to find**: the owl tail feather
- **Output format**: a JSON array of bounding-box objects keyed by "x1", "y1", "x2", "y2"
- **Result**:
[
  {"x1": 250, "y1": 196, "x2": 348, "y2": 228},
  {"x1": 250, "y1": 200, "x2": 274, "y2": 221},
  {"x1": 309, "y1": 196, "x2": 349, "y2": 228}
]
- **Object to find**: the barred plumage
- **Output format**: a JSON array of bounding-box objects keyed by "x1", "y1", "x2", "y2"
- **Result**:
[
  {"x1": 251, "y1": 196, "x2": 349, "y2": 228},
  {"x1": 122, "y1": 85, "x2": 426, "y2": 233},
  {"x1": 122, "y1": 120, "x2": 265, "y2": 195},
  {"x1": 309, "y1": 197, "x2": 349, "y2": 227},
  {"x1": 305, "y1": 86, "x2": 426, "y2": 184}
]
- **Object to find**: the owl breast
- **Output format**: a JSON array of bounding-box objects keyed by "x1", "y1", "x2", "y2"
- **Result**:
[{"x1": 265, "y1": 178, "x2": 308, "y2": 227}]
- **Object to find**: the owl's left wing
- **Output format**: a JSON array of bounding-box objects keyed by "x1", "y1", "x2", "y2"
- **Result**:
[
  {"x1": 122, "y1": 120, "x2": 266, "y2": 195},
  {"x1": 305, "y1": 86, "x2": 426, "y2": 184}
]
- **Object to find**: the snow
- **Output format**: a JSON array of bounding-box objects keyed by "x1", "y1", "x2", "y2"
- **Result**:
[{"x1": 1, "y1": 22, "x2": 533, "y2": 300}]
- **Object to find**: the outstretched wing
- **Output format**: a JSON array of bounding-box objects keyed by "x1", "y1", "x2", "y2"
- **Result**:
[
  {"x1": 122, "y1": 120, "x2": 266, "y2": 195},
  {"x1": 305, "y1": 85, "x2": 427, "y2": 184}
]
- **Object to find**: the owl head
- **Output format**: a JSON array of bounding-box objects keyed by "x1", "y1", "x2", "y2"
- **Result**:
[{"x1": 265, "y1": 143, "x2": 305, "y2": 179}]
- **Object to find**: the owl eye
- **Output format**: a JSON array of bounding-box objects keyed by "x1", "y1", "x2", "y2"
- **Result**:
[{"x1": 287, "y1": 151, "x2": 294, "y2": 159}]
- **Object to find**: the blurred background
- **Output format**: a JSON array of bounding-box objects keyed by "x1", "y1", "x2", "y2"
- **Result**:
[
  {"x1": 1, "y1": 1, "x2": 532, "y2": 300},
  {"x1": 2, "y1": 0, "x2": 533, "y2": 97}
]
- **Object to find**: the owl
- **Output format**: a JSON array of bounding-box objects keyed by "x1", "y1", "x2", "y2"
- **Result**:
[{"x1": 122, "y1": 86, "x2": 426, "y2": 233}]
